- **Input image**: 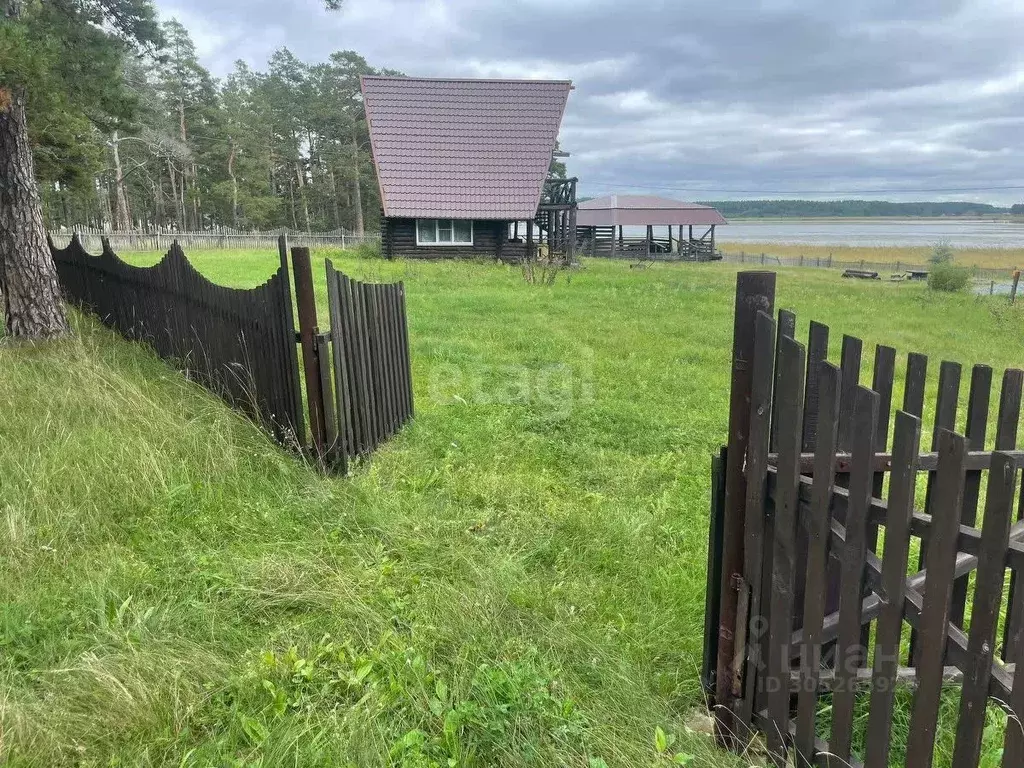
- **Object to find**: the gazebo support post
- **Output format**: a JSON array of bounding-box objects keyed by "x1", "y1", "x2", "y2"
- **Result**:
[
  {"x1": 567, "y1": 207, "x2": 576, "y2": 264},
  {"x1": 689, "y1": 224, "x2": 694, "y2": 258},
  {"x1": 646, "y1": 225, "x2": 653, "y2": 258},
  {"x1": 710, "y1": 225, "x2": 716, "y2": 258}
]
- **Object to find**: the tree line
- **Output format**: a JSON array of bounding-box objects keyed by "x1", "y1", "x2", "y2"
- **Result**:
[
  {"x1": 36, "y1": 18, "x2": 391, "y2": 236},
  {"x1": 700, "y1": 200, "x2": 1014, "y2": 218},
  {"x1": 2, "y1": 0, "x2": 352, "y2": 339}
]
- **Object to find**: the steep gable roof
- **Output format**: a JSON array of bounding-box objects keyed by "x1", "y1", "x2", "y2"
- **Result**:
[{"x1": 361, "y1": 76, "x2": 572, "y2": 220}]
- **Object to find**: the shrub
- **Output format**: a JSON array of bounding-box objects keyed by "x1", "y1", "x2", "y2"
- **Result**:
[
  {"x1": 928, "y1": 261, "x2": 973, "y2": 292},
  {"x1": 925, "y1": 241, "x2": 973, "y2": 292}
]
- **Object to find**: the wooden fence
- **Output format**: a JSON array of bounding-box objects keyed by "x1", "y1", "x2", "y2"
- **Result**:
[
  {"x1": 720, "y1": 250, "x2": 1011, "y2": 280},
  {"x1": 50, "y1": 233, "x2": 305, "y2": 444},
  {"x1": 49, "y1": 234, "x2": 411, "y2": 472},
  {"x1": 50, "y1": 228, "x2": 380, "y2": 254},
  {"x1": 704, "y1": 271, "x2": 1024, "y2": 767},
  {"x1": 324, "y1": 261, "x2": 414, "y2": 471}
]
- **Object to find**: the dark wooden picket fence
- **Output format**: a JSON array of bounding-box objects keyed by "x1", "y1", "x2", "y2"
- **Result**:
[
  {"x1": 49, "y1": 234, "x2": 413, "y2": 471},
  {"x1": 324, "y1": 260, "x2": 413, "y2": 470},
  {"x1": 50, "y1": 232, "x2": 305, "y2": 443},
  {"x1": 704, "y1": 271, "x2": 1024, "y2": 768}
]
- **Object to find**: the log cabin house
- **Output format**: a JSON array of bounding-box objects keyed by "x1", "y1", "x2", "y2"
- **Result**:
[{"x1": 360, "y1": 75, "x2": 577, "y2": 261}]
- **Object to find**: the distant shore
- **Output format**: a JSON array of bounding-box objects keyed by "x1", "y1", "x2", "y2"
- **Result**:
[{"x1": 722, "y1": 215, "x2": 1024, "y2": 223}]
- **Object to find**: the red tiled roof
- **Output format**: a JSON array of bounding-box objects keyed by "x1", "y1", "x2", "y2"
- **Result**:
[
  {"x1": 577, "y1": 195, "x2": 728, "y2": 226},
  {"x1": 361, "y1": 76, "x2": 572, "y2": 220}
]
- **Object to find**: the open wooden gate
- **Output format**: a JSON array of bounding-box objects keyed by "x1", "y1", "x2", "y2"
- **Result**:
[{"x1": 704, "y1": 271, "x2": 1024, "y2": 768}]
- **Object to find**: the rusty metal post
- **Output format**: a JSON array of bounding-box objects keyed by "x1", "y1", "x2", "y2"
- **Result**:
[
  {"x1": 291, "y1": 246, "x2": 327, "y2": 457},
  {"x1": 714, "y1": 271, "x2": 776, "y2": 746}
]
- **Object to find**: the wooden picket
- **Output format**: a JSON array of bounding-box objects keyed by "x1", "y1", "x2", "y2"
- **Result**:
[
  {"x1": 705, "y1": 271, "x2": 1024, "y2": 768},
  {"x1": 325, "y1": 259, "x2": 414, "y2": 469},
  {"x1": 50, "y1": 232, "x2": 305, "y2": 444},
  {"x1": 50, "y1": 234, "x2": 413, "y2": 474}
]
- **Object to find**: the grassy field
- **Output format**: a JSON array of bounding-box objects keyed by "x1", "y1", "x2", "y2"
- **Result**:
[
  {"x1": 717, "y1": 241, "x2": 1024, "y2": 271},
  {"x1": 3, "y1": 252, "x2": 1023, "y2": 767}
]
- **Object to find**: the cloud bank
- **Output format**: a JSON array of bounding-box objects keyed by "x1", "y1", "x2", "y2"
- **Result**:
[{"x1": 156, "y1": 0, "x2": 1024, "y2": 204}]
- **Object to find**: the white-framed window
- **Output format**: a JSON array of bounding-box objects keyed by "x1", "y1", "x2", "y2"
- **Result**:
[{"x1": 416, "y1": 218, "x2": 473, "y2": 246}]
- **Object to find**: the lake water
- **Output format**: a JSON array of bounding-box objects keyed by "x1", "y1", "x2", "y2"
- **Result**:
[{"x1": 713, "y1": 219, "x2": 1023, "y2": 248}]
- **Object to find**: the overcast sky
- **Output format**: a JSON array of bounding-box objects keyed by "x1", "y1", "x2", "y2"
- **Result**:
[{"x1": 155, "y1": 0, "x2": 1024, "y2": 205}]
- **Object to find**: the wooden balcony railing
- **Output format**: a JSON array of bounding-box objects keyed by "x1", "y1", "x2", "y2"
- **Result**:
[{"x1": 539, "y1": 177, "x2": 578, "y2": 208}]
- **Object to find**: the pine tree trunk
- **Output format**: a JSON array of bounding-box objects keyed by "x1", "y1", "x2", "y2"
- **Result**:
[
  {"x1": 351, "y1": 131, "x2": 364, "y2": 236},
  {"x1": 228, "y1": 140, "x2": 239, "y2": 228},
  {"x1": 167, "y1": 160, "x2": 183, "y2": 229},
  {"x1": 154, "y1": 164, "x2": 165, "y2": 229},
  {"x1": 327, "y1": 166, "x2": 341, "y2": 230},
  {"x1": 0, "y1": 87, "x2": 70, "y2": 339},
  {"x1": 288, "y1": 179, "x2": 298, "y2": 230},
  {"x1": 100, "y1": 178, "x2": 114, "y2": 228},
  {"x1": 110, "y1": 132, "x2": 132, "y2": 231},
  {"x1": 295, "y1": 161, "x2": 311, "y2": 233}
]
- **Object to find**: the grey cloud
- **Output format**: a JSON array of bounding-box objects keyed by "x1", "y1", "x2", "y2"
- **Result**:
[{"x1": 155, "y1": 0, "x2": 1024, "y2": 203}]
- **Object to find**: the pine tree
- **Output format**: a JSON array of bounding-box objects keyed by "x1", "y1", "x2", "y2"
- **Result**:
[{"x1": 0, "y1": 0, "x2": 160, "y2": 339}]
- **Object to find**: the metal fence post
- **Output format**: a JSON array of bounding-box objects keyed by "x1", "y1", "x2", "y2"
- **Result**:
[
  {"x1": 714, "y1": 270, "x2": 777, "y2": 746},
  {"x1": 291, "y1": 246, "x2": 328, "y2": 458}
]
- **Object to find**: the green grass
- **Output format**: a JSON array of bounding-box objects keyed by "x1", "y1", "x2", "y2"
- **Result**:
[
  {"x1": 3, "y1": 251, "x2": 1023, "y2": 767},
  {"x1": 718, "y1": 241, "x2": 1024, "y2": 271}
]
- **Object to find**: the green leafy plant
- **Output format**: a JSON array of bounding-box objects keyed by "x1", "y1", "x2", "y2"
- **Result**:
[
  {"x1": 653, "y1": 727, "x2": 695, "y2": 765},
  {"x1": 927, "y1": 241, "x2": 973, "y2": 292}
]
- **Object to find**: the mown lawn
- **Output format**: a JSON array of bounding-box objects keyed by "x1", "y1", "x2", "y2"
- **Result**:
[{"x1": 2, "y1": 253, "x2": 1022, "y2": 767}]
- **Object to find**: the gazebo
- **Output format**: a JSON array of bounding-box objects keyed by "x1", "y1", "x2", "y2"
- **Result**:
[{"x1": 576, "y1": 194, "x2": 727, "y2": 260}]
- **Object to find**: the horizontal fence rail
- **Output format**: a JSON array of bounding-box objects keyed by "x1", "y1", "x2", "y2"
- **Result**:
[
  {"x1": 50, "y1": 229, "x2": 380, "y2": 254},
  {"x1": 706, "y1": 270, "x2": 1024, "y2": 768},
  {"x1": 50, "y1": 233, "x2": 305, "y2": 445}
]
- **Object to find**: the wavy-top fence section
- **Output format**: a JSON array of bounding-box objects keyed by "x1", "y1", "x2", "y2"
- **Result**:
[{"x1": 50, "y1": 234, "x2": 305, "y2": 445}]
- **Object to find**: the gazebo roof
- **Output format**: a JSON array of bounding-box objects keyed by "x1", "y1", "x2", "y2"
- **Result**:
[{"x1": 577, "y1": 195, "x2": 727, "y2": 227}]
